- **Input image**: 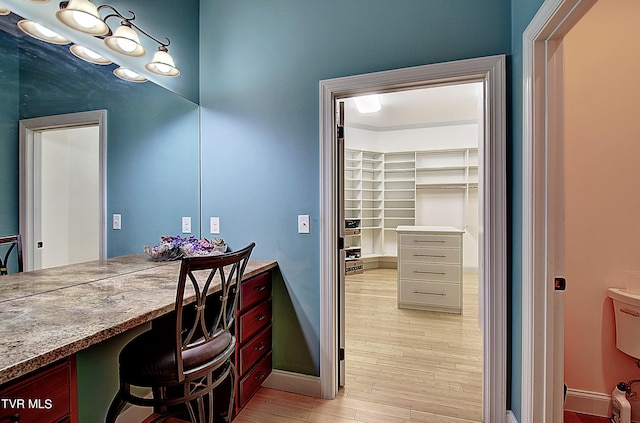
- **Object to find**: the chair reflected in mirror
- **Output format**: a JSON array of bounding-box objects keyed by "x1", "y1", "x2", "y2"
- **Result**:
[
  {"x1": 0, "y1": 235, "x2": 23, "y2": 276},
  {"x1": 107, "y1": 242, "x2": 256, "y2": 423}
]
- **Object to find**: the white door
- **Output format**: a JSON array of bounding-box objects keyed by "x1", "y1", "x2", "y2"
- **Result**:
[
  {"x1": 34, "y1": 126, "x2": 101, "y2": 269},
  {"x1": 19, "y1": 110, "x2": 107, "y2": 271}
]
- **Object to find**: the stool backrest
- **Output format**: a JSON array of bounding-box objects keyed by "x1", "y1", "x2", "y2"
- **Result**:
[
  {"x1": 174, "y1": 242, "x2": 255, "y2": 378},
  {"x1": 0, "y1": 235, "x2": 23, "y2": 276}
]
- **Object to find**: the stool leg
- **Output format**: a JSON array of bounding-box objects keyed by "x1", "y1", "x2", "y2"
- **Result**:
[{"x1": 105, "y1": 390, "x2": 127, "y2": 423}]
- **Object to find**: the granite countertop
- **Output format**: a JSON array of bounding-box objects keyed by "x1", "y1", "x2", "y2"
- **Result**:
[{"x1": 0, "y1": 255, "x2": 277, "y2": 385}]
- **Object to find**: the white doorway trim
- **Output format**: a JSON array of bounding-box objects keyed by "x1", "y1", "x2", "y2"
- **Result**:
[
  {"x1": 19, "y1": 110, "x2": 107, "y2": 271},
  {"x1": 320, "y1": 55, "x2": 507, "y2": 422},
  {"x1": 521, "y1": 0, "x2": 596, "y2": 421}
]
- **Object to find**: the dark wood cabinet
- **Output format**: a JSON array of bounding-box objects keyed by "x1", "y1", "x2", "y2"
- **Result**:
[
  {"x1": 0, "y1": 357, "x2": 77, "y2": 423},
  {"x1": 235, "y1": 270, "x2": 272, "y2": 412}
]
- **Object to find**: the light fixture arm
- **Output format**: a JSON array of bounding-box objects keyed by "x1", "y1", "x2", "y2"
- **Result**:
[{"x1": 58, "y1": 1, "x2": 170, "y2": 48}]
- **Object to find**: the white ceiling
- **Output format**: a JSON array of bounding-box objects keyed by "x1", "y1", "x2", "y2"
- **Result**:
[{"x1": 344, "y1": 81, "x2": 483, "y2": 130}]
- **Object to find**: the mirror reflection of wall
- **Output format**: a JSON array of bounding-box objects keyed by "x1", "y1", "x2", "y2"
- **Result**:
[{"x1": 0, "y1": 13, "x2": 201, "y2": 258}]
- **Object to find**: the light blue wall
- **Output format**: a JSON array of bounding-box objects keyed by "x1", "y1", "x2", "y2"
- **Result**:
[{"x1": 199, "y1": 0, "x2": 511, "y2": 377}]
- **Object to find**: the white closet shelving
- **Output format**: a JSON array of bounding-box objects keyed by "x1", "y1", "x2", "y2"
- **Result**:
[{"x1": 344, "y1": 147, "x2": 477, "y2": 270}]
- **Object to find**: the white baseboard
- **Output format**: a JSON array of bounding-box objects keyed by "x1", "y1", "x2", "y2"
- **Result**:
[
  {"x1": 564, "y1": 388, "x2": 611, "y2": 418},
  {"x1": 262, "y1": 369, "x2": 321, "y2": 398},
  {"x1": 506, "y1": 410, "x2": 518, "y2": 423}
]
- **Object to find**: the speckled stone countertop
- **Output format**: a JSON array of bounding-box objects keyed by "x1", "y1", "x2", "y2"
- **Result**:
[{"x1": 0, "y1": 255, "x2": 277, "y2": 385}]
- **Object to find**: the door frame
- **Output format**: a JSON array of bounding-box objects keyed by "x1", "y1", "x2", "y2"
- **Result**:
[
  {"x1": 19, "y1": 110, "x2": 107, "y2": 271},
  {"x1": 521, "y1": 0, "x2": 596, "y2": 421},
  {"x1": 319, "y1": 55, "x2": 507, "y2": 422}
]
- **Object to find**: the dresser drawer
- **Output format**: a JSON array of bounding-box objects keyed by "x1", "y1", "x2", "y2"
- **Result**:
[
  {"x1": 0, "y1": 360, "x2": 73, "y2": 423},
  {"x1": 400, "y1": 233, "x2": 461, "y2": 248},
  {"x1": 239, "y1": 272, "x2": 271, "y2": 312},
  {"x1": 239, "y1": 324, "x2": 272, "y2": 375},
  {"x1": 398, "y1": 280, "x2": 461, "y2": 308},
  {"x1": 399, "y1": 246, "x2": 461, "y2": 264},
  {"x1": 239, "y1": 351, "x2": 272, "y2": 408},
  {"x1": 399, "y1": 262, "x2": 460, "y2": 283},
  {"x1": 239, "y1": 299, "x2": 271, "y2": 344}
]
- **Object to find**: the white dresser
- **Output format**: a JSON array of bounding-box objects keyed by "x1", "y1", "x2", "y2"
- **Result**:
[{"x1": 396, "y1": 226, "x2": 464, "y2": 313}]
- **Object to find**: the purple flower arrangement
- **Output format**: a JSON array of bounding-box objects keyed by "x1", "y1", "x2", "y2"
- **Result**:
[{"x1": 145, "y1": 236, "x2": 228, "y2": 261}]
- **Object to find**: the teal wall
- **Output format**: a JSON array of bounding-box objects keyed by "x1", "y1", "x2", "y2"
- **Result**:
[
  {"x1": 199, "y1": 0, "x2": 511, "y2": 378},
  {"x1": 0, "y1": 30, "x2": 19, "y2": 237},
  {"x1": 510, "y1": 0, "x2": 546, "y2": 420}
]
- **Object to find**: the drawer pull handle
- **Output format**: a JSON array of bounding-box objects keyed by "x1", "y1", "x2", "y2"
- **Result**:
[
  {"x1": 413, "y1": 254, "x2": 447, "y2": 258},
  {"x1": 253, "y1": 285, "x2": 267, "y2": 293},
  {"x1": 414, "y1": 240, "x2": 445, "y2": 243},
  {"x1": 256, "y1": 314, "x2": 267, "y2": 321},
  {"x1": 255, "y1": 342, "x2": 266, "y2": 351},
  {"x1": 254, "y1": 371, "x2": 267, "y2": 381},
  {"x1": 414, "y1": 271, "x2": 447, "y2": 275},
  {"x1": 621, "y1": 308, "x2": 640, "y2": 317},
  {"x1": 414, "y1": 291, "x2": 446, "y2": 296}
]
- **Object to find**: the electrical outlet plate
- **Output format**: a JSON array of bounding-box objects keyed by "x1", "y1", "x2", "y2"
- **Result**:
[
  {"x1": 298, "y1": 215, "x2": 310, "y2": 234},
  {"x1": 210, "y1": 217, "x2": 220, "y2": 234},
  {"x1": 182, "y1": 216, "x2": 191, "y2": 234},
  {"x1": 112, "y1": 214, "x2": 121, "y2": 230}
]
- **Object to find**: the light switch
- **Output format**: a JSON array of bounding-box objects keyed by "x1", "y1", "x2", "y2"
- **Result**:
[
  {"x1": 298, "y1": 215, "x2": 310, "y2": 234},
  {"x1": 113, "y1": 214, "x2": 121, "y2": 230},
  {"x1": 210, "y1": 217, "x2": 220, "y2": 234},
  {"x1": 182, "y1": 216, "x2": 191, "y2": 234}
]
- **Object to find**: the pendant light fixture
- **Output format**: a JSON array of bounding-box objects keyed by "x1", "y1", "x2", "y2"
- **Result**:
[
  {"x1": 70, "y1": 44, "x2": 112, "y2": 65},
  {"x1": 145, "y1": 46, "x2": 179, "y2": 76},
  {"x1": 4, "y1": 0, "x2": 181, "y2": 81},
  {"x1": 56, "y1": 0, "x2": 109, "y2": 36},
  {"x1": 104, "y1": 22, "x2": 145, "y2": 57},
  {"x1": 17, "y1": 19, "x2": 71, "y2": 44},
  {"x1": 113, "y1": 67, "x2": 147, "y2": 83}
]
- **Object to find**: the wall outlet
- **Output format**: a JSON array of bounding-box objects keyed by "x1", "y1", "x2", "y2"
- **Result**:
[
  {"x1": 210, "y1": 217, "x2": 220, "y2": 234},
  {"x1": 112, "y1": 214, "x2": 121, "y2": 230},
  {"x1": 182, "y1": 216, "x2": 191, "y2": 234},
  {"x1": 298, "y1": 214, "x2": 310, "y2": 234}
]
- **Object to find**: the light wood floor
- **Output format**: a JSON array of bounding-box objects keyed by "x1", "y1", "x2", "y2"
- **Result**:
[{"x1": 234, "y1": 268, "x2": 483, "y2": 423}]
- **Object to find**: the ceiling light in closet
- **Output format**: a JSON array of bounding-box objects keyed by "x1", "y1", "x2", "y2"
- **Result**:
[
  {"x1": 353, "y1": 95, "x2": 381, "y2": 114},
  {"x1": 18, "y1": 19, "x2": 70, "y2": 44}
]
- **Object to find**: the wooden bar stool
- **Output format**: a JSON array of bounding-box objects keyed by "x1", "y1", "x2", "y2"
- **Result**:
[
  {"x1": 106, "y1": 242, "x2": 255, "y2": 423},
  {"x1": 0, "y1": 235, "x2": 23, "y2": 275}
]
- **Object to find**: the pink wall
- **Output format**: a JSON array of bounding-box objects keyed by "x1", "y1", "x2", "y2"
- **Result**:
[{"x1": 564, "y1": 0, "x2": 640, "y2": 395}]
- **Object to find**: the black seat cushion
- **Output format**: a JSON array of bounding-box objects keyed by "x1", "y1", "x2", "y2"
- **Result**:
[{"x1": 119, "y1": 327, "x2": 234, "y2": 386}]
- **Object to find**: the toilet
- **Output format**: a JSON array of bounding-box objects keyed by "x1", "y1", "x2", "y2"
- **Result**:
[
  {"x1": 609, "y1": 287, "x2": 640, "y2": 422},
  {"x1": 609, "y1": 287, "x2": 640, "y2": 360}
]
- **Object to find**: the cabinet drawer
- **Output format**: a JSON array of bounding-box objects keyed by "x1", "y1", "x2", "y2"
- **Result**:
[
  {"x1": 399, "y1": 262, "x2": 460, "y2": 282},
  {"x1": 0, "y1": 361, "x2": 72, "y2": 422},
  {"x1": 239, "y1": 324, "x2": 272, "y2": 375},
  {"x1": 239, "y1": 272, "x2": 271, "y2": 312},
  {"x1": 399, "y1": 247, "x2": 460, "y2": 264},
  {"x1": 239, "y1": 351, "x2": 272, "y2": 408},
  {"x1": 398, "y1": 280, "x2": 461, "y2": 308},
  {"x1": 400, "y1": 233, "x2": 461, "y2": 248},
  {"x1": 239, "y1": 299, "x2": 271, "y2": 344}
]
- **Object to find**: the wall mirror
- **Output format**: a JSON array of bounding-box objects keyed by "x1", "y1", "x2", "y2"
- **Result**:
[{"x1": 0, "y1": 10, "x2": 201, "y2": 267}]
